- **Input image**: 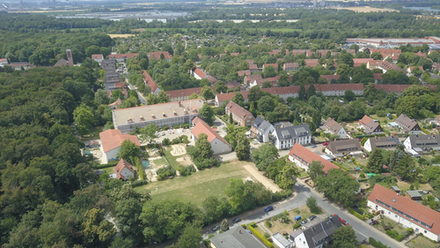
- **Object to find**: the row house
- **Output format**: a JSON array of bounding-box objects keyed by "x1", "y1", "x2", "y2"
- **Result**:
[
  {"x1": 363, "y1": 136, "x2": 401, "y2": 153},
  {"x1": 191, "y1": 117, "x2": 232, "y2": 155},
  {"x1": 404, "y1": 134, "x2": 440, "y2": 156},
  {"x1": 321, "y1": 118, "x2": 349, "y2": 139},
  {"x1": 289, "y1": 144, "x2": 339, "y2": 173},
  {"x1": 142, "y1": 70, "x2": 160, "y2": 95},
  {"x1": 225, "y1": 101, "x2": 255, "y2": 127}
]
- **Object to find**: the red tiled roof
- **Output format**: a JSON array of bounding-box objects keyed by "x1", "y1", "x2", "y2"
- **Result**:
[
  {"x1": 370, "y1": 48, "x2": 401, "y2": 60},
  {"x1": 165, "y1": 87, "x2": 202, "y2": 99},
  {"x1": 191, "y1": 117, "x2": 229, "y2": 144},
  {"x1": 193, "y1": 68, "x2": 207, "y2": 78},
  {"x1": 290, "y1": 49, "x2": 312, "y2": 56},
  {"x1": 114, "y1": 159, "x2": 135, "y2": 179},
  {"x1": 148, "y1": 51, "x2": 172, "y2": 60},
  {"x1": 244, "y1": 74, "x2": 263, "y2": 84},
  {"x1": 216, "y1": 91, "x2": 249, "y2": 103},
  {"x1": 268, "y1": 49, "x2": 280, "y2": 55},
  {"x1": 359, "y1": 115, "x2": 375, "y2": 126},
  {"x1": 304, "y1": 59, "x2": 320, "y2": 67},
  {"x1": 249, "y1": 64, "x2": 259, "y2": 70},
  {"x1": 237, "y1": 70, "x2": 251, "y2": 77},
  {"x1": 142, "y1": 70, "x2": 159, "y2": 92},
  {"x1": 91, "y1": 54, "x2": 104, "y2": 60},
  {"x1": 283, "y1": 63, "x2": 299, "y2": 70},
  {"x1": 368, "y1": 184, "x2": 440, "y2": 235},
  {"x1": 226, "y1": 101, "x2": 254, "y2": 121},
  {"x1": 353, "y1": 58, "x2": 375, "y2": 67},
  {"x1": 289, "y1": 144, "x2": 339, "y2": 173},
  {"x1": 262, "y1": 85, "x2": 299, "y2": 95},
  {"x1": 373, "y1": 73, "x2": 383, "y2": 80},
  {"x1": 314, "y1": 83, "x2": 364, "y2": 92},
  {"x1": 108, "y1": 53, "x2": 139, "y2": 59},
  {"x1": 99, "y1": 129, "x2": 140, "y2": 153}
]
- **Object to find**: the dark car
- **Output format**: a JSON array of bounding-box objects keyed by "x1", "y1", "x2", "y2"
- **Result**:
[
  {"x1": 232, "y1": 217, "x2": 241, "y2": 224},
  {"x1": 309, "y1": 215, "x2": 317, "y2": 221},
  {"x1": 211, "y1": 225, "x2": 219, "y2": 232},
  {"x1": 264, "y1": 206, "x2": 274, "y2": 213}
]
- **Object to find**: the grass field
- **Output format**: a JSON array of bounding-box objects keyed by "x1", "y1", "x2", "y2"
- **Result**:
[
  {"x1": 406, "y1": 235, "x2": 438, "y2": 248},
  {"x1": 139, "y1": 161, "x2": 253, "y2": 206}
]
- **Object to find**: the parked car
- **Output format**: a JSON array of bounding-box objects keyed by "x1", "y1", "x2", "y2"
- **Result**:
[
  {"x1": 211, "y1": 225, "x2": 219, "y2": 232},
  {"x1": 301, "y1": 219, "x2": 308, "y2": 225},
  {"x1": 232, "y1": 217, "x2": 241, "y2": 224},
  {"x1": 264, "y1": 206, "x2": 274, "y2": 213},
  {"x1": 309, "y1": 215, "x2": 317, "y2": 221}
]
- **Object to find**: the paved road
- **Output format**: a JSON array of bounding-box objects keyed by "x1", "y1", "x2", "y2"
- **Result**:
[{"x1": 206, "y1": 180, "x2": 404, "y2": 248}]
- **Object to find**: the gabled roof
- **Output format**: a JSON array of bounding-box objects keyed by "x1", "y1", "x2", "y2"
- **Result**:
[
  {"x1": 91, "y1": 54, "x2": 104, "y2": 60},
  {"x1": 226, "y1": 101, "x2": 254, "y2": 121},
  {"x1": 147, "y1": 51, "x2": 172, "y2": 60},
  {"x1": 283, "y1": 62, "x2": 299, "y2": 70},
  {"x1": 99, "y1": 129, "x2": 140, "y2": 152},
  {"x1": 408, "y1": 135, "x2": 440, "y2": 150},
  {"x1": 211, "y1": 226, "x2": 266, "y2": 248},
  {"x1": 368, "y1": 184, "x2": 440, "y2": 235},
  {"x1": 237, "y1": 70, "x2": 251, "y2": 77},
  {"x1": 323, "y1": 118, "x2": 344, "y2": 134},
  {"x1": 191, "y1": 117, "x2": 229, "y2": 145},
  {"x1": 108, "y1": 53, "x2": 139, "y2": 60},
  {"x1": 327, "y1": 139, "x2": 362, "y2": 154},
  {"x1": 353, "y1": 58, "x2": 375, "y2": 67},
  {"x1": 193, "y1": 67, "x2": 207, "y2": 78},
  {"x1": 142, "y1": 70, "x2": 159, "y2": 92},
  {"x1": 314, "y1": 83, "x2": 364, "y2": 92},
  {"x1": 395, "y1": 114, "x2": 419, "y2": 132},
  {"x1": 368, "y1": 136, "x2": 400, "y2": 149},
  {"x1": 263, "y1": 63, "x2": 278, "y2": 70},
  {"x1": 216, "y1": 91, "x2": 249, "y2": 103},
  {"x1": 320, "y1": 74, "x2": 340, "y2": 82},
  {"x1": 165, "y1": 87, "x2": 201, "y2": 99},
  {"x1": 114, "y1": 158, "x2": 135, "y2": 179},
  {"x1": 299, "y1": 215, "x2": 343, "y2": 247},
  {"x1": 304, "y1": 59, "x2": 320, "y2": 67},
  {"x1": 289, "y1": 144, "x2": 339, "y2": 173}
]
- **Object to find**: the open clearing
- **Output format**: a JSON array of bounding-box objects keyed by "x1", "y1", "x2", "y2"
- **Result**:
[
  {"x1": 140, "y1": 161, "x2": 278, "y2": 206},
  {"x1": 108, "y1": 34, "x2": 136, "y2": 38}
]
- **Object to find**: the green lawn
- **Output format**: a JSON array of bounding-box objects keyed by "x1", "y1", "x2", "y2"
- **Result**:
[
  {"x1": 374, "y1": 216, "x2": 413, "y2": 241},
  {"x1": 163, "y1": 147, "x2": 184, "y2": 169},
  {"x1": 139, "y1": 161, "x2": 253, "y2": 207},
  {"x1": 406, "y1": 235, "x2": 438, "y2": 248}
]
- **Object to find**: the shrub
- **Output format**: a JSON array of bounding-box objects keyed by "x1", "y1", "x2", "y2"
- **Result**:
[
  {"x1": 131, "y1": 179, "x2": 148, "y2": 187},
  {"x1": 369, "y1": 237, "x2": 388, "y2": 248},
  {"x1": 247, "y1": 224, "x2": 274, "y2": 248},
  {"x1": 292, "y1": 221, "x2": 301, "y2": 229},
  {"x1": 348, "y1": 208, "x2": 367, "y2": 220},
  {"x1": 93, "y1": 160, "x2": 118, "y2": 169},
  {"x1": 177, "y1": 165, "x2": 196, "y2": 176},
  {"x1": 162, "y1": 138, "x2": 171, "y2": 146},
  {"x1": 385, "y1": 230, "x2": 405, "y2": 241},
  {"x1": 265, "y1": 221, "x2": 272, "y2": 228},
  {"x1": 156, "y1": 166, "x2": 176, "y2": 180}
]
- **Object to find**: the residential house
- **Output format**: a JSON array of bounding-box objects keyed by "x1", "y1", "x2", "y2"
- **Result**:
[
  {"x1": 367, "y1": 60, "x2": 404, "y2": 73},
  {"x1": 314, "y1": 84, "x2": 364, "y2": 97},
  {"x1": 321, "y1": 118, "x2": 348, "y2": 139},
  {"x1": 191, "y1": 67, "x2": 207, "y2": 80},
  {"x1": 395, "y1": 114, "x2": 422, "y2": 134},
  {"x1": 304, "y1": 59, "x2": 320, "y2": 67},
  {"x1": 0, "y1": 58, "x2": 9, "y2": 67},
  {"x1": 248, "y1": 63, "x2": 260, "y2": 73},
  {"x1": 290, "y1": 49, "x2": 313, "y2": 57},
  {"x1": 191, "y1": 117, "x2": 232, "y2": 155},
  {"x1": 142, "y1": 70, "x2": 160, "y2": 95},
  {"x1": 147, "y1": 51, "x2": 172, "y2": 61},
  {"x1": 165, "y1": 87, "x2": 202, "y2": 101},
  {"x1": 215, "y1": 91, "x2": 249, "y2": 106},
  {"x1": 91, "y1": 54, "x2": 104, "y2": 64},
  {"x1": 99, "y1": 129, "x2": 141, "y2": 163},
  {"x1": 403, "y1": 135, "x2": 440, "y2": 156},
  {"x1": 244, "y1": 74, "x2": 263, "y2": 86},
  {"x1": 374, "y1": 84, "x2": 436, "y2": 95},
  {"x1": 325, "y1": 139, "x2": 363, "y2": 157},
  {"x1": 271, "y1": 123, "x2": 312, "y2": 150},
  {"x1": 272, "y1": 233, "x2": 293, "y2": 248},
  {"x1": 368, "y1": 184, "x2": 440, "y2": 242},
  {"x1": 8, "y1": 62, "x2": 34, "y2": 71},
  {"x1": 370, "y1": 48, "x2": 401, "y2": 61},
  {"x1": 289, "y1": 144, "x2": 339, "y2": 173},
  {"x1": 108, "y1": 98, "x2": 122, "y2": 110},
  {"x1": 353, "y1": 58, "x2": 375, "y2": 67},
  {"x1": 225, "y1": 101, "x2": 255, "y2": 127},
  {"x1": 251, "y1": 117, "x2": 275, "y2": 143},
  {"x1": 210, "y1": 226, "x2": 266, "y2": 248},
  {"x1": 359, "y1": 115, "x2": 383, "y2": 134},
  {"x1": 237, "y1": 70, "x2": 251, "y2": 77},
  {"x1": 291, "y1": 215, "x2": 343, "y2": 248},
  {"x1": 262, "y1": 63, "x2": 278, "y2": 72},
  {"x1": 406, "y1": 190, "x2": 424, "y2": 201},
  {"x1": 108, "y1": 53, "x2": 139, "y2": 62},
  {"x1": 112, "y1": 99, "x2": 204, "y2": 133},
  {"x1": 373, "y1": 73, "x2": 383, "y2": 83},
  {"x1": 114, "y1": 159, "x2": 136, "y2": 180},
  {"x1": 363, "y1": 136, "x2": 401, "y2": 152},
  {"x1": 283, "y1": 62, "x2": 299, "y2": 72}
]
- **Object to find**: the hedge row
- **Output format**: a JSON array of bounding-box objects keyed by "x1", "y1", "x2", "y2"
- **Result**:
[
  {"x1": 246, "y1": 224, "x2": 274, "y2": 248},
  {"x1": 368, "y1": 237, "x2": 389, "y2": 248}
]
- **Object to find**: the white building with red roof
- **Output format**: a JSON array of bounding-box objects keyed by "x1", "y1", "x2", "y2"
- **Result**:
[
  {"x1": 91, "y1": 54, "x2": 104, "y2": 64},
  {"x1": 0, "y1": 58, "x2": 9, "y2": 67},
  {"x1": 99, "y1": 129, "x2": 141, "y2": 163},
  {"x1": 368, "y1": 184, "x2": 440, "y2": 242},
  {"x1": 142, "y1": 70, "x2": 160, "y2": 95},
  {"x1": 288, "y1": 144, "x2": 339, "y2": 174},
  {"x1": 114, "y1": 158, "x2": 136, "y2": 180},
  {"x1": 191, "y1": 117, "x2": 232, "y2": 155}
]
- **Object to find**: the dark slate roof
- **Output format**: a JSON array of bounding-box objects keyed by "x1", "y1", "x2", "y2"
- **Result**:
[
  {"x1": 395, "y1": 114, "x2": 420, "y2": 132},
  {"x1": 327, "y1": 139, "x2": 362, "y2": 154},
  {"x1": 368, "y1": 136, "x2": 400, "y2": 150},
  {"x1": 254, "y1": 117, "x2": 273, "y2": 133},
  {"x1": 275, "y1": 124, "x2": 311, "y2": 141},
  {"x1": 301, "y1": 215, "x2": 343, "y2": 248},
  {"x1": 210, "y1": 226, "x2": 266, "y2": 248},
  {"x1": 409, "y1": 135, "x2": 440, "y2": 151}
]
